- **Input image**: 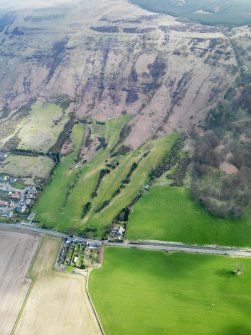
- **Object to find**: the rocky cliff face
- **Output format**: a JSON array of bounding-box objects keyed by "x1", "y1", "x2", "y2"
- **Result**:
[{"x1": 0, "y1": 0, "x2": 237, "y2": 148}]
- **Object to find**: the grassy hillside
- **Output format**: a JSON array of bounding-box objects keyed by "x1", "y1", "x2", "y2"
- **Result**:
[
  {"x1": 0, "y1": 154, "x2": 54, "y2": 183},
  {"x1": 89, "y1": 247, "x2": 251, "y2": 335},
  {"x1": 130, "y1": 0, "x2": 251, "y2": 26},
  {"x1": 34, "y1": 116, "x2": 180, "y2": 238},
  {"x1": 127, "y1": 186, "x2": 251, "y2": 247},
  {"x1": 34, "y1": 123, "x2": 85, "y2": 228}
]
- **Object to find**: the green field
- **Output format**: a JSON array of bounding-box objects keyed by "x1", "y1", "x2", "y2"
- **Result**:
[
  {"x1": 34, "y1": 122, "x2": 85, "y2": 230},
  {"x1": 11, "y1": 182, "x2": 26, "y2": 190},
  {"x1": 34, "y1": 117, "x2": 132, "y2": 236},
  {"x1": 89, "y1": 247, "x2": 251, "y2": 335},
  {"x1": 127, "y1": 186, "x2": 251, "y2": 247},
  {"x1": 34, "y1": 115, "x2": 179, "y2": 238},
  {"x1": 130, "y1": 0, "x2": 251, "y2": 26},
  {"x1": 84, "y1": 133, "x2": 179, "y2": 237}
]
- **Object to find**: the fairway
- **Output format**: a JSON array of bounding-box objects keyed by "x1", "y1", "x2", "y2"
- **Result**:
[
  {"x1": 35, "y1": 115, "x2": 180, "y2": 238},
  {"x1": 34, "y1": 123, "x2": 85, "y2": 232},
  {"x1": 15, "y1": 236, "x2": 101, "y2": 335},
  {"x1": 127, "y1": 186, "x2": 251, "y2": 247},
  {"x1": 89, "y1": 247, "x2": 251, "y2": 335}
]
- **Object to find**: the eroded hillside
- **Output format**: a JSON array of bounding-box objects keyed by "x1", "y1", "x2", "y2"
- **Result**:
[{"x1": 0, "y1": 0, "x2": 237, "y2": 149}]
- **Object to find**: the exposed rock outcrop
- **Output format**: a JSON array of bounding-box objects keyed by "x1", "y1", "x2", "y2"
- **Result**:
[{"x1": 0, "y1": 0, "x2": 237, "y2": 149}]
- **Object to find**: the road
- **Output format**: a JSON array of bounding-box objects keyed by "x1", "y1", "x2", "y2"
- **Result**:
[
  {"x1": 108, "y1": 240, "x2": 251, "y2": 258},
  {"x1": 0, "y1": 222, "x2": 102, "y2": 245},
  {"x1": 1, "y1": 222, "x2": 251, "y2": 257}
]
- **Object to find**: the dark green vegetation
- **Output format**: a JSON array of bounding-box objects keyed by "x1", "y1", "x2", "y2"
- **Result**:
[
  {"x1": 34, "y1": 117, "x2": 180, "y2": 238},
  {"x1": 63, "y1": 243, "x2": 86, "y2": 270},
  {"x1": 10, "y1": 182, "x2": 25, "y2": 190},
  {"x1": 189, "y1": 26, "x2": 251, "y2": 220},
  {"x1": 130, "y1": 0, "x2": 251, "y2": 26},
  {"x1": 89, "y1": 247, "x2": 251, "y2": 335},
  {"x1": 60, "y1": 241, "x2": 99, "y2": 272},
  {"x1": 191, "y1": 80, "x2": 251, "y2": 219},
  {"x1": 127, "y1": 186, "x2": 251, "y2": 247}
]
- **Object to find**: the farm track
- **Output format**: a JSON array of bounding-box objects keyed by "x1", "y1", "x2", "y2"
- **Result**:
[{"x1": 1, "y1": 222, "x2": 251, "y2": 258}]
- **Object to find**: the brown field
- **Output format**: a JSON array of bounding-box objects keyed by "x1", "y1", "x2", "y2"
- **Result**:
[
  {"x1": 0, "y1": 228, "x2": 40, "y2": 335},
  {"x1": 15, "y1": 237, "x2": 101, "y2": 335}
]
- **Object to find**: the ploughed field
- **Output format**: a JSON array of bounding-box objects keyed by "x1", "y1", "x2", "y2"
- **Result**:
[
  {"x1": 15, "y1": 236, "x2": 101, "y2": 335},
  {"x1": 89, "y1": 247, "x2": 251, "y2": 335},
  {"x1": 0, "y1": 229, "x2": 40, "y2": 335},
  {"x1": 127, "y1": 186, "x2": 251, "y2": 247}
]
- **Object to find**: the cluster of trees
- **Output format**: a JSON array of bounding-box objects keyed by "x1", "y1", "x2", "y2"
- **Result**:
[
  {"x1": 149, "y1": 137, "x2": 184, "y2": 180},
  {"x1": 62, "y1": 171, "x2": 81, "y2": 208},
  {"x1": 111, "y1": 145, "x2": 131, "y2": 157},
  {"x1": 192, "y1": 167, "x2": 251, "y2": 218},
  {"x1": 111, "y1": 162, "x2": 139, "y2": 198},
  {"x1": 95, "y1": 200, "x2": 110, "y2": 213},
  {"x1": 112, "y1": 192, "x2": 143, "y2": 226},
  {"x1": 121, "y1": 162, "x2": 138, "y2": 185},
  {"x1": 191, "y1": 83, "x2": 251, "y2": 218},
  {"x1": 96, "y1": 136, "x2": 107, "y2": 151},
  {"x1": 105, "y1": 159, "x2": 119, "y2": 169},
  {"x1": 192, "y1": 132, "x2": 223, "y2": 177},
  {"x1": 81, "y1": 202, "x2": 92, "y2": 218},
  {"x1": 91, "y1": 168, "x2": 110, "y2": 198},
  {"x1": 169, "y1": 155, "x2": 190, "y2": 186}
]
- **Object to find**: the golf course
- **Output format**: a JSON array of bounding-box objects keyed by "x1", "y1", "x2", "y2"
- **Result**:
[{"x1": 34, "y1": 118, "x2": 180, "y2": 238}]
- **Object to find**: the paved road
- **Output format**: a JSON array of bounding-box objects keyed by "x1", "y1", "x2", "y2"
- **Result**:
[
  {"x1": 108, "y1": 240, "x2": 251, "y2": 257},
  {"x1": 0, "y1": 222, "x2": 102, "y2": 245},
  {"x1": 1, "y1": 222, "x2": 251, "y2": 257}
]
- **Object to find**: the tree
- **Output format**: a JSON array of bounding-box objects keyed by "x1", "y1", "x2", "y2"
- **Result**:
[{"x1": 234, "y1": 264, "x2": 242, "y2": 276}]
